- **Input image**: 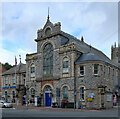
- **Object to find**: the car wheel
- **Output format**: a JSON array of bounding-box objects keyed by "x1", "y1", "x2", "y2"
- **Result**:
[{"x1": 2, "y1": 105, "x2": 5, "y2": 108}]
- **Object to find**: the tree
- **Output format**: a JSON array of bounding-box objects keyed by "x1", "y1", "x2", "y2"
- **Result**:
[{"x1": 3, "y1": 63, "x2": 13, "y2": 70}]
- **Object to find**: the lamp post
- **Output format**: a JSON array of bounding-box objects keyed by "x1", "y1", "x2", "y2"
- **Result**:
[
  {"x1": 74, "y1": 62, "x2": 76, "y2": 109},
  {"x1": 8, "y1": 84, "x2": 11, "y2": 102},
  {"x1": 26, "y1": 85, "x2": 29, "y2": 109}
]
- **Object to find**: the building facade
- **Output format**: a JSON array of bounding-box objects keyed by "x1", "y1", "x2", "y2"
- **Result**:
[
  {"x1": 26, "y1": 17, "x2": 119, "y2": 109},
  {"x1": 111, "y1": 43, "x2": 120, "y2": 102},
  {"x1": 2, "y1": 63, "x2": 26, "y2": 104},
  {"x1": 0, "y1": 63, "x2": 6, "y2": 99}
]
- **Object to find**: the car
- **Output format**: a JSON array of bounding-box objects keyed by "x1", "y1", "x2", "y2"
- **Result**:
[
  {"x1": 0, "y1": 100, "x2": 5, "y2": 108},
  {"x1": 0, "y1": 100, "x2": 13, "y2": 108}
]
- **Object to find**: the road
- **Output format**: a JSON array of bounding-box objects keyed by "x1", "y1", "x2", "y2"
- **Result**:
[{"x1": 1, "y1": 108, "x2": 119, "y2": 117}]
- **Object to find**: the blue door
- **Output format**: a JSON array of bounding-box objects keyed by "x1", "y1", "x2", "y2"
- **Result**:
[{"x1": 45, "y1": 93, "x2": 51, "y2": 106}]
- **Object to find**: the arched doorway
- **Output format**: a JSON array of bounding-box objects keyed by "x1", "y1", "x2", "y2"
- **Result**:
[{"x1": 43, "y1": 85, "x2": 52, "y2": 107}]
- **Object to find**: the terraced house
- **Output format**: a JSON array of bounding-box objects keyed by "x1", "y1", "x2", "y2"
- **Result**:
[{"x1": 2, "y1": 63, "x2": 26, "y2": 104}]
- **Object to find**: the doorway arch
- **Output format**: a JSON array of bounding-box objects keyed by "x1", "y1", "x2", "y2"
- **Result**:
[{"x1": 43, "y1": 85, "x2": 52, "y2": 107}]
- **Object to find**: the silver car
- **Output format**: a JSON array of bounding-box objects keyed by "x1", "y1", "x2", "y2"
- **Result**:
[{"x1": 0, "y1": 100, "x2": 13, "y2": 108}]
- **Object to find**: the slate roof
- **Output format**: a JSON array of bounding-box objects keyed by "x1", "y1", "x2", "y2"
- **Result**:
[
  {"x1": 36, "y1": 19, "x2": 119, "y2": 68},
  {"x1": 75, "y1": 53, "x2": 104, "y2": 64},
  {"x1": 2, "y1": 63, "x2": 26, "y2": 76},
  {"x1": 60, "y1": 31, "x2": 118, "y2": 67}
]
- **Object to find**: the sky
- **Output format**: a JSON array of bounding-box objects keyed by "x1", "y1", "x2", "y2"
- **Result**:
[{"x1": 0, "y1": 1, "x2": 118, "y2": 65}]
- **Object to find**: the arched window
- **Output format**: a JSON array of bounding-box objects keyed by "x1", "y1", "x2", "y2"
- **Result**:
[
  {"x1": 62, "y1": 57, "x2": 69, "y2": 73},
  {"x1": 80, "y1": 87, "x2": 84, "y2": 100},
  {"x1": 31, "y1": 88, "x2": 35, "y2": 98},
  {"x1": 43, "y1": 43, "x2": 53, "y2": 75},
  {"x1": 44, "y1": 85, "x2": 52, "y2": 92},
  {"x1": 62, "y1": 86, "x2": 68, "y2": 100},
  {"x1": 30, "y1": 64, "x2": 35, "y2": 78},
  {"x1": 45, "y1": 27, "x2": 51, "y2": 36}
]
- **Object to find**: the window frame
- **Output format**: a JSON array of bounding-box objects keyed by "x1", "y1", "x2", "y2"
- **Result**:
[
  {"x1": 80, "y1": 87, "x2": 84, "y2": 101},
  {"x1": 108, "y1": 66, "x2": 110, "y2": 80},
  {"x1": 31, "y1": 88, "x2": 35, "y2": 98},
  {"x1": 62, "y1": 57, "x2": 69, "y2": 74},
  {"x1": 103, "y1": 65, "x2": 106, "y2": 79},
  {"x1": 80, "y1": 65, "x2": 84, "y2": 76},
  {"x1": 12, "y1": 75, "x2": 16, "y2": 85},
  {"x1": 94, "y1": 64, "x2": 99, "y2": 75},
  {"x1": 43, "y1": 43, "x2": 53, "y2": 75},
  {"x1": 62, "y1": 86, "x2": 68, "y2": 100},
  {"x1": 30, "y1": 63, "x2": 35, "y2": 78},
  {"x1": 5, "y1": 77, "x2": 8, "y2": 86}
]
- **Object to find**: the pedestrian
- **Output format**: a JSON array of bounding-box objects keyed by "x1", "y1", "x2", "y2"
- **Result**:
[{"x1": 113, "y1": 95, "x2": 117, "y2": 106}]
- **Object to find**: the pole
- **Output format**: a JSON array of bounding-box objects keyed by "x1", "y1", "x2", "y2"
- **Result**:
[
  {"x1": 15, "y1": 61, "x2": 17, "y2": 105},
  {"x1": 74, "y1": 62, "x2": 76, "y2": 109}
]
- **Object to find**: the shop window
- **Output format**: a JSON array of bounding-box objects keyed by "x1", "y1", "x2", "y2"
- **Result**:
[{"x1": 12, "y1": 91, "x2": 15, "y2": 99}]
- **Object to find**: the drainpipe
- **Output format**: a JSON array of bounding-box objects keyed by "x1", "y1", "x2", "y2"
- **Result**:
[{"x1": 74, "y1": 62, "x2": 76, "y2": 109}]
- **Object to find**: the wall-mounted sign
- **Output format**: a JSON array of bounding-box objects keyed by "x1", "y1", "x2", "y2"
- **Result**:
[
  {"x1": 106, "y1": 94, "x2": 112, "y2": 101},
  {"x1": 87, "y1": 98, "x2": 93, "y2": 102}
]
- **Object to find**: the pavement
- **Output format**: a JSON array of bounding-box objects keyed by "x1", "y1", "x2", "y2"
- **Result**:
[{"x1": 12, "y1": 104, "x2": 119, "y2": 112}]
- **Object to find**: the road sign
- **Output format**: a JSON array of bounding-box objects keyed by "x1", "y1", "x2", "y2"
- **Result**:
[{"x1": 87, "y1": 98, "x2": 93, "y2": 102}]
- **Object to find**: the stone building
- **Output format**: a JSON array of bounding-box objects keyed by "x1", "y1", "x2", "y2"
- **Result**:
[
  {"x1": 2, "y1": 63, "x2": 26, "y2": 104},
  {"x1": 111, "y1": 43, "x2": 120, "y2": 101},
  {"x1": 0, "y1": 62, "x2": 6, "y2": 99},
  {"x1": 26, "y1": 16, "x2": 119, "y2": 109}
]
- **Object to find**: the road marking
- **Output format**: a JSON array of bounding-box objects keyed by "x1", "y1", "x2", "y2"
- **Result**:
[{"x1": 0, "y1": 108, "x2": 15, "y2": 109}]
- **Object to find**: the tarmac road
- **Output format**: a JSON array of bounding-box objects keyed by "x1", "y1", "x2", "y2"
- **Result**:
[{"x1": 1, "y1": 108, "x2": 119, "y2": 117}]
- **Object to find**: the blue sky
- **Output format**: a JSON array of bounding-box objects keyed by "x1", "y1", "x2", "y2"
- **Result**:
[{"x1": 0, "y1": 1, "x2": 118, "y2": 65}]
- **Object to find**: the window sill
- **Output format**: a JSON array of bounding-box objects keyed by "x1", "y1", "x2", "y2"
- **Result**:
[
  {"x1": 30, "y1": 76, "x2": 35, "y2": 78},
  {"x1": 93, "y1": 74, "x2": 99, "y2": 77},
  {"x1": 62, "y1": 72, "x2": 69, "y2": 74},
  {"x1": 79, "y1": 75, "x2": 84, "y2": 77}
]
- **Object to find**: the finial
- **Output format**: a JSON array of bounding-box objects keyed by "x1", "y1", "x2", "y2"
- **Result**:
[
  {"x1": 81, "y1": 36, "x2": 84, "y2": 42},
  {"x1": 19, "y1": 55, "x2": 21, "y2": 63},
  {"x1": 114, "y1": 42, "x2": 116, "y2": 48},
  {"x1": 47, "y1": 7, "x2": 50, "y2": 21}
]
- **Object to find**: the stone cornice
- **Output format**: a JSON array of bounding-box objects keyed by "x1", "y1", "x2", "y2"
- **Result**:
[{"x1": 59, "y1": 42, "x2": 76, "y2": 54}]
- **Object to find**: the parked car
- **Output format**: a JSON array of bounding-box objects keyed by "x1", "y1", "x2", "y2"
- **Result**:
[
  {"x1": 0, "y1": 100, "x2": 13, "y2": 108},
  {"x1": 0, "y1": 100, "x2": 5, "y2": 108}
]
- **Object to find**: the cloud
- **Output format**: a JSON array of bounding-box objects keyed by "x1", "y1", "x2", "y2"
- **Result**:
[{"x1": 1, "y1": 2, "x2": 118, "y2": 65}]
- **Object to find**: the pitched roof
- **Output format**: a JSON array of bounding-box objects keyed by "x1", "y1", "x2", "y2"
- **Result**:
[
  {"x1": 75, "y1": 53, "x2": 103, "y2": 64},
  {"x1": 2, "y1": 63, "x2": 26, "y2": 76},
  {"x1": 60, "y1": 31, "x2": 118, "y2": 67}
]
